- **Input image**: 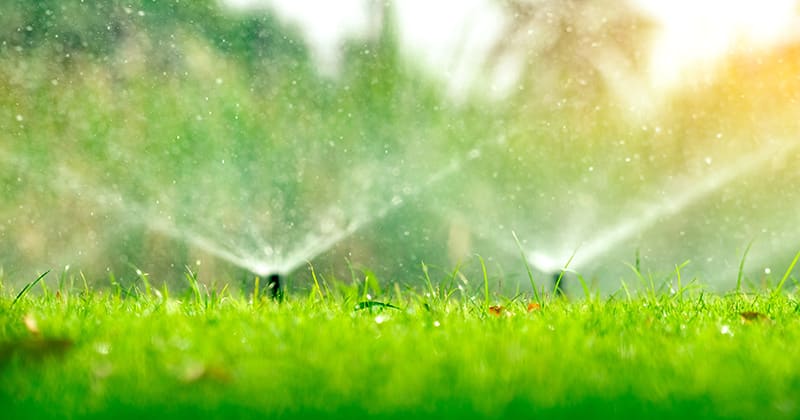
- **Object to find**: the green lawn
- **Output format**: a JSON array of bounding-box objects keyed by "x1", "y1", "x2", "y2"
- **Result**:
[{"x1": 1, "y1": 271, "x2": 799, "y2": 420}]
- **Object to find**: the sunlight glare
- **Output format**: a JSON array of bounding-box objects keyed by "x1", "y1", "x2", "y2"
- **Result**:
[{"x1": 634, "y1": 0, "x2": 800, "y2": 89}]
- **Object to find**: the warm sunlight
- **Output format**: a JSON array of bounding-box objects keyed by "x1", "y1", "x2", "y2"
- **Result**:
[{"x1": 634, "y1": 0, "x2": 800, "y2": 89}]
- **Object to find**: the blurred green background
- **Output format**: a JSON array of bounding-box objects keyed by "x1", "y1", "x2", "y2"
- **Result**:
[{"x1": 1, "y1": 1, "x2": 799, "y2": 293}]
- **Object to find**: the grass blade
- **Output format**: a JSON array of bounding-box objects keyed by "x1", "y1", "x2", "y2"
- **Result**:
[
  {"x1": 620, "y1": 279, "x2": 632, "y2": 302},
  {"x1": 553, "y1": 246, "x2": 580, "y2": 298},
  {"x1": 576, "y1": 272, "x2": 592, "y2": 301},
  {"x1": 309, "y1": 262, "x2": 324, "y2": 301},
  {"x1": 252, "y1": 275, "x2": 260, "y2": 303},
  {"x1": 184, "y1": 265, "x2": 202, "y2": 305},
  {"x1": 672, "y1": 260, "x2": 691, "y2": 301},
  {"x1": 478, "y1": 254, "x2": 490, "y2": 311},
  {"x1": 12, "y1": 270, "x2": 50, "y2": 307},
  {"x1": 512, "y1": 231, "x2": 541, "y2": 304},
  {"x1": 736, "y1": 240, "x2": 754, "y2": 294},
  {"x1": 773, "y1": 249, "x2": 800, "y2": 297},
  {"x1": 421, "y1": 261, "x2": 435, "y2": 300},
  {"x1": 353, "y1": 301, "x2": 400, "y2": 311}
]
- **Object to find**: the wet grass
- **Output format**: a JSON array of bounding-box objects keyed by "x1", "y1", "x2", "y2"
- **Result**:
[{"x1": 2, "y1": 270, "x2": 800, "y2": 420}]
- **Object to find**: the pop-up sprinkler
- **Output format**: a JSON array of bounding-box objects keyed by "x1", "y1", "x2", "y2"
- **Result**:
[{"x1": 266, "y1": 273, "x2": 283, "y2": 301}]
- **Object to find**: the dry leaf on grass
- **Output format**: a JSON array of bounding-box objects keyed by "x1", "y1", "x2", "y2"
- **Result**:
[
  {"x1": 740, "y1": 311, "x2": 770, "y2": 323},
  {"x1": 488, "y1": 306, "x2": 504, "y2": 316}
]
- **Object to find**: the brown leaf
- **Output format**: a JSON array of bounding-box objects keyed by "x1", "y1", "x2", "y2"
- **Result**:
[
  {"x1": 740, "y1": 311, "x2": 769, "y2": 323},
  {"x1": 527, "y1": 302, "x2": 541, "y2": 312},
  {"x1": 488, "y1": 305, "x2": 504, "y2": 316}
]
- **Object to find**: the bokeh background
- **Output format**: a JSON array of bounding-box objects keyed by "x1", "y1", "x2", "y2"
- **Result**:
[{"x1": 1, "y1": 0, "x2": 799, "y2": 293}]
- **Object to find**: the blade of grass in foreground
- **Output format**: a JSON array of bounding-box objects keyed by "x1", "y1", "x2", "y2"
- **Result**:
[
  {"x1": 772, "y1": 249, "x2": 800, "y2": 297},
  {"x1": 736, "y1": 239, "x2": 754, "y2": 294},
  {"x1": 576, "y1": 272, "x2": 592, "y2": 300},
  {"x1": 478, "y1": 255, "x2": 490, "y2": 312},
  {"x1": 11, "y1": 270, "x2": 50, "y2": 307},
  {"x1": 512, "y1": 231, "x2": 541, "y2": 304},
  {"x1": 308, "y1": 262, "x2": 324, "y2": 301},
  {"x1": 553, "y1": 247, "x2": 579, "y2": 298},
  {"x1": 184, "y1": 265, "x2": 202, "y2": 305}
]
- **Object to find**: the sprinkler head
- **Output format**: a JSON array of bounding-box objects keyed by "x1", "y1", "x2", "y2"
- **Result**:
[{"x1": 266, "y1": 273, "x2": 284, "y2": 302}]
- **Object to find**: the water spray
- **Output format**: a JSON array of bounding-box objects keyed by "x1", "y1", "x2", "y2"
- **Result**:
[
  {"x1": 274, "y1": 142, "x2": 491, "y2": 275},
  {"x1": 521, "y1": 140, "x2": 800, "y2": 276}
]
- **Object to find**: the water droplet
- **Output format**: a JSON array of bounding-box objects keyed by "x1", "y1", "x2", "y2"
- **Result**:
[
  {"x1": 374, "y1": 315, "x2": 387, "y2": 324},
  {"x1": 765, "y1": 267, "x2": 771, "y2": 275},
  {"x1": 433, "y1": 321, "x2": 441, "y2": 327},
  {"x1": 263, "y1": 246, "x2": 274, "y2": 257},
  {"x1": 720, "y1": 325, "x2": 733, "y2": 336},
  {"x1": 15, "y1": 114, "x2": 23, "y2": 122},
  {"x1": 704, "y1": 157, "x2": 712, "y2": 165}
]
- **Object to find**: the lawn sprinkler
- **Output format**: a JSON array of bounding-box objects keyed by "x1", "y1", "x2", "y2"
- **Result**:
[{"x1": 266, "y1": 273, "x2": 284, "y2": 302}]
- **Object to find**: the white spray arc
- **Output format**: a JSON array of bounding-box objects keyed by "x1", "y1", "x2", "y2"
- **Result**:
[
  {"x1": 195, "y1": 147, "x2": 483, "y2": 277},
  {"x1": 0, "y1": 140, "x2": 487, "y2": 281},
  {"x1": 527, "y1": 139, "x2": 799, "y2": 274}
]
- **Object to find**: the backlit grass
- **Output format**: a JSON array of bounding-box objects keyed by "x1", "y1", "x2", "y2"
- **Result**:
[{"x1": 1, "y1": 269, "x2": 800, "y2": 419}]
